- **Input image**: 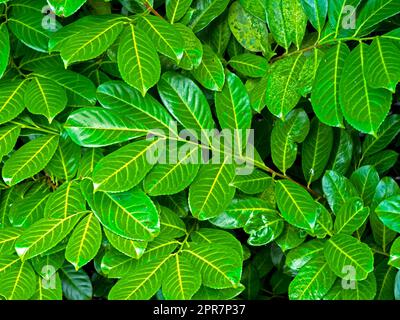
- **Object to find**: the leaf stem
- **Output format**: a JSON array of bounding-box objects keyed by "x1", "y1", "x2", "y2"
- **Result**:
[
  {"x1": 143, "y1": 1, "x2": 164, "y2": 19},
  {"x1": 11, "y1": 121, "x2": 59, "y2": 135}
]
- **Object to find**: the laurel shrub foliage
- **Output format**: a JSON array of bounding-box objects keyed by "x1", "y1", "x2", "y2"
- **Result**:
[{"x1": 0, "y1": 0, "x2": 399, "y2": 300}]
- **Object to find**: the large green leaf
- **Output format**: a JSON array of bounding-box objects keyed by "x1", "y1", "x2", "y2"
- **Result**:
[
  {"x1": 375, "y1": 195, "x2": 400, "y2": 233},
  {"x1": 215, "y1": 71, "x2": 252, "y2": 153},
  {"x1": 300, "y1": 0, "x2": 328, "y2": 34},
  {"x1": 188, "y1": 159, "x2": 236, "y2": 220},
  {"x1": 65, "y1": 214, "x2": 102, "y2": 270},
  {"x1": 157, "y1": 72, "x2": 215, "y2": 131},
  {"x1": 15, "y1": 213, "x2": 83, "y2": 260},
  {"x1": 162, "y1": 254, "x2": 201, "y2": 300},
  {"x1": 324, "y1": 234, "x2": 374, "y2": 281},
  {"x1": 301, "y1": 118, "x2": 333, "y2": 186},
  {"x1": 228, "y1": 1, "x2": 269, "y2": 54},
  {"x1": 275, "y1": 180, "x2": 318, "y2": 231},
  {"x1": 2, "y1": 135, "x2": 59, "y2": 186},
  {"x1": 0, "y1": 228, "x2": 23, "y2": 255},
  {"x1": 57, "y1": 15, "x2": 124, "y2": 66},
  {"x1": 266, "y1": 54, "x2": 305, "y2": 118},
  {"x1": 93, "y1": 138, "x2": 163, "y2": 193},
  {"x1": 97, "y1": 81, "x2": 177, "y2": 135},
  {"x1": 104, "y1": 229, "x2": 147, "y2": 259},
  {"x1": 9, "y1": 193, "x2": 50, "y2": 228},
  {"x1": 0, "y1": 257, "x2": 36, "y2": 300},
  {"x1": 311, "y1": 43, "x2": 349, "y2": 127},
  {"x1": 339, "y1": 43, "x2": 392, "y2": 136},
  {"x1": 0, "y1": 124, "x2": 20, "y2": 158},
  {"x1": 118, "y1": 24, "x2": 160, "y2": 96},
  {"x1": 285, "y1": 240, "x2": 325, "y2": 274},
  {"x1": 350, "y1": 165, "x2": 380, "y2": 206},
  {"x1": 366, "y1": 37, "x2": 400, "y2": 92},
  {"x1": 354, "y1": 0, "x2": 400, "y2": 36},
  {"x1": 192, "y1": 45, "x2": 225, "y2": 91},
  {"x1": 189, "y1": 0, "x2": 230, "y2": 33},
  {"x1": 48, "y1": 0, "x2": 87, "y2": 17},
  {"x1": 183, "y1": 243, "x2": 242, "y2": 289},
  {"x1": 138, "y1": 15, "x2": 184, "y2": 63},
  {"x1": 334, "y1": 197, "x2": 370, "y2": 235},
  {"x1": 228, "y1": 53, "x2": 268, "y2": 78},
  {"x1": 24, "y1": 77, "x2": 67, "y2": 123},
  {"x1": 289, "y1": 256, "x2": 336, "y2": 300},
  {"x1": 91, "y1": 187, "x2": 160, "y2": 241},
  {"x1": 64, "y1": 107, "x2": 148, "y2": 148},
  {"x1": 166, "y1": 0, "x2": 192, "y2": 23},
  {"x1": 0, "y1": 79, "x2": 29, "y2": 125}
]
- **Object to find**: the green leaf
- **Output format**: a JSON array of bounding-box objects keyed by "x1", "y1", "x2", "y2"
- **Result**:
[
  {"x1": 65, "y1": 213, "x2": 102, "y2": 270},
  {"x1": 350, "y1": 165, "x2": 380, "y2": 206},
  {"x1": 44, "y1": 180, "x2": 86, "y2": 219},
  {"x1": 285, "y1": 240, "x2": 325, "y2": 274},
  {"x1": 215, "y1": 71, "x2": 252, "y2": 152},
  {"x1": 93, "y1": 139, "x2": 163, "y2": 193},
  {"x1": 389, "y1": 237, "x2": 400, "y2": 269},
  {"x1": 157, "y1": 72, "x2": 215, "y2": 131},
  {"x1": 189, "y1": 159, "x2": 236, "y2": 220},
  {"x1": 108, "y1": 255, "x2": 170, "y2": 300},
  {"x1": 341, "y1": 273, "x2": 377, "y2": 300},
  {"x1": 192, "y1": 45, "x2": 225, "y2": 91},
  {"x1": 97, "y1": 80, "x2": 177, "y2": 135},
  {"x1": 2, "y1": 135, "x2": 59, "y2": 186},
  {"x1": 32, "y1": 273, "x2": 63, "y2": 300},
  {"x1": 91, "y1": 187, "x2": 160, "y2": 241},
  {"x1": 0, "y1": 79, "x2": 29, "y2": 125},
  {"x1": 60, "y1": 264, "x2": 92, "y2": 300},
  {"x1": 300, "y1": 0, "x2": 328, "y2": 34},
  {"x1": 0, "y1": 24, "x2": 10, "y2": 79},
  {"x1": 166, "y1": 0, "x2": 192, "y2": 23},
  {"x1": 302, "y1": 118, "x2": 334, "y2": 186},
  {"x1": 159, "y1": 206, "x2": 187, "y2": 240},
  {"x1": 192, "y1": 284, "x2": 244, "y2": 299},
  {"x1": 228, "y1": 53, "x2": 268, "y2": 78},
  {"x1": 118, "y1": 24, "x2": 160, "y2": 96},
  {"x1": 189, "y1": 0, "x2": 230, "y2": 33},
  {"x1": 46, "y1": 134, "x2": 81, "y2": 181},
  {"x1": 324, "y1": 233, "x2": 374, "y2": 281},
  {"x1": 271, "y1": 108, "x2": 310, "y2": 174},
  {"x1": 354, "y1": 0, "x2": 400, "y2": 37},
  {"x1": 232, "y1": 170, "x2": 273, "y2": 195},
  {"x1": 339, "y1": 43, "x2": 392, "y2": 135},
  {"x1": 361, "y1": 114, "x2": 400, "y2": 158},
  {"x1": 289, "y1": 256, "x2": 336, "y2": 300},
  {"x1": 33, "y1": 68, "x2": 96, "y2": 105},
  {"x1": 8, "y1": 1, "x2": 57, "y2": 52},
  {"x1": 9, "y1": 193, "x2": 50, "y2": 228},
  {"x1": 0, "y1": 228, "x2": 23, "y2": 255},
  {"x1": 275, "y1": 180, "x2": 318, "y2": 231},
  {"x1": 334, "y1": 197, "x2": 370, "y2": 235},
  {"x1": 183, "y1": 243, "x2": 242, "y2": 289},
  {"x1": 138, "y1": 15, "x2": 184, "y2": 63},
  {"x1": 57, "y1": 16, "x2": 124, "y2": 67},
  {"x1": 207, "y1": 12, "x2": 230, "y2": 56},
  {"x1": 266, "y1": 0, "x2": 307, "y2": 50},
  {"x1": 366, "y1": 37, "x2": 400, "y2": 92},
  {"x1": 228, "y1": 1, "x2": 269, "y2": 54},
  {"x1": 328, "y1": 129, "x2": 353, "y2": 175},
  {"x1": 239, "y1": 0, "x2": 268, "y2": 22},
  {"x1": 104, "y1": 228, "x2": 147, "y2": 259},
  {"x1": 144, "y1": 144, "x2": 201, "y2": 196},
  {"x1": 311, "y1": 43, "x2": 350, "y2": 127},
  {"x1": 0, "y1": 258, "x2": 36, "y2": 300},
  {"x1": 361, "y1": 150, "x2": 399, "y2": 175},
  {"x1": 64, "y1": 107, "x2": 147, "y2": 148},
  {"x1": 375, "y1": 259, "x2": 397, "y2": 300},
  {"x1": 375, "y1": 195, "x2": 400, "y2": 233},
  {"x1": 0, "y1": 124, "x2": 20, "y2": 158},
  {"x1": 15, "y1": 213, "x2": 83, "y2": 260},
  {"x1": 24, "y1": 77, "x2": 67, "y2": 123},
  {"x1": 162, "y1": 254, "x2": 201, "y2": 300},
  {"x1": 174, "y1": 23, "x2": 203, "y2": 70},
  {"x1": 48, "y1": 0, "x2": 87, "y2": 17},
  {"x1": 266, "y1": 54, "x2": 305, "y2": 118},
  {"x1": 322, "y1": 170, "x2": 358, "y2": 214},
  {"x1": 244, "y1": 208, "x2": 284, "y2": 246}
]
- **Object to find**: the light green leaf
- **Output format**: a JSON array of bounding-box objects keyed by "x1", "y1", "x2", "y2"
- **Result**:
[
  {"x1": 2, "y1": 135, "x2": 59, "y2": 186},
  {"x1": 375, "y1": 195, "x2": 400, "y2": 233},
  {"x1": 9, "y1": 193, "x2": 50, "y2": 228},
  {"x1": 118, "y1": 24, "x2": 160, "y2": 96},
  {"x1": 189, "y1": 0, "x2": 230, "y2": 33},
  {"x1": 104, "y1": 228, "x2": 147, "y2": 259},
  {"x1": 93, "y1": 138, "x2": 164, "y2": 193},
  {"x1": 334, "y1": 197, "x2": 370, "y2": 235},
  {"x1": 350, "y1": 165, "x2": 379, "y2": 206},
  {"x1": 65, "y1": 214, "x2": 102, "y2": 270},
  {"x1": 166, "y1": 0, "x2": 192, "y2": 23},
  {"x1": 324, "y1": 233, "x2": 374, "y2": 281},
  {"x1": 285, "y1": 240, "x2": 325, "y2": 274},
  {"x1": 0, "y1": 23, "x2": 10, "y2": 79},
  {"x1": 228, "y1": 53, "x2": 268, "y2": 78},
  {"x1": 0, "y1": 228, "x2": 23, "y2": 255},
  {"x1": 0, "y1": 79, "x2": 29, "y2": 125},
  {"x1": 275, "y1": 180, "x2": 318, "y2": 231},
  {"x1": 0, "y1": 124, "x2": 20, "y2": 158}
]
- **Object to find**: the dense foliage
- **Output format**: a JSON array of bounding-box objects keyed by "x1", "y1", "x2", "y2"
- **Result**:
[{"x1": 0, "y1": 0, "x2": 399, "y2": 300}]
